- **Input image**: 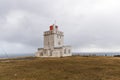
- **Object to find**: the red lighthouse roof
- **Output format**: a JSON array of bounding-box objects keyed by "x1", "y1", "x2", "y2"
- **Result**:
[
  {"x1": 49, "y1": 24, "x2": 58, "y2": 30},
  {"x1": 50, "y1": 25, "x2": 53, "y2": 30}
]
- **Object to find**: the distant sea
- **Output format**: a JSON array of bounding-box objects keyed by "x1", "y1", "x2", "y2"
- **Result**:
[
  {"x1": 0, "y1": 53, "x2": 35, "y2": 59},
  {"x1": 0, "y1": 52, "x2": 120, "y2": 59},
  {"x1": 73, "y1": 52, "x2": 120, "y2": 56}
]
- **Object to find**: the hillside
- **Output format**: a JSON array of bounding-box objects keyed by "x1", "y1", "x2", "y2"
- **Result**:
[{"x1": 0, "y1": 56, "x2": 120, "y2": 80}]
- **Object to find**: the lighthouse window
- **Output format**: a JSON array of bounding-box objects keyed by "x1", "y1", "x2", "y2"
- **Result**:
[
  {"x1": 60, "y1": 36, "x2": 61, "y2": 39},
  {"x1": 64, "y1": 49, "x2": 66, "y2": 54},
  {"x1": 58, "y1": 42, "x2": 61, "y2": 45},
  {"x1": 48, "y1": 42, "x2": 50, "y2": 45},
  {"x1": 57, "y1": 35, "x2": 61, "y2": 39},
  {"x1": 50, "y1": 52, "x2": 52, "y2": 56},
  {"x1": 40, "y1": 52, "x2": 43, "y2": 56},
  {"x1": 68, "y1": 49, "x2": 71, "y2": 53}
]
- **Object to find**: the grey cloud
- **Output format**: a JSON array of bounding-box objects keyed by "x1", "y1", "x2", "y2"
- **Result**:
[{"x1": 0, "y1": 0, "x2": 120, "y2": 53}]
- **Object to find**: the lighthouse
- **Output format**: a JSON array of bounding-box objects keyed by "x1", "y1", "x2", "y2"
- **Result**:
[{"x1": 35, "y1": 24, "x2": 72, "y2": 57}]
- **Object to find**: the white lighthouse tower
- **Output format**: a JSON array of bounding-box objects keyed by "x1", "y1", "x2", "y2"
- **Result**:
[
  {"x1": 36, "y1": 24, "x2": 72, "y2": 57},
  {"x1": 44, "y1": 24, "x2": 64, "y2": 49}
]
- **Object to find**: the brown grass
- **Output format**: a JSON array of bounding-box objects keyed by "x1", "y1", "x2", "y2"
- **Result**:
[{"x1": 0, "y1": 56, "x2": 120, "y2": 80}]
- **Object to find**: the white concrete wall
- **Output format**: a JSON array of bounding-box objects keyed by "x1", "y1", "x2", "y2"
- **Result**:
[
  {"x1": 54, "y1": 31, "x2": 64, "y2": 48},
  {"x1": 44, "y1": 31, "x2": 54, "y2": 49},
  {"x1": 62, "y1": 46, "x2": 72, "y2": 57},
  {"x1": 36, "y1": 46, "x2": 72, "y2": 57},
  {"x1": 35, "y1": 49, "x2": 44, "y2": 57},
  {"x1": 44, "y1": 30, "x2": 64, "y2": 49}
]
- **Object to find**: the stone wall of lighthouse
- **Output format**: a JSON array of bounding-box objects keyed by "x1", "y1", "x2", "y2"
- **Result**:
[{"x1": 35, "y1": 24, "x2": 72, "y2": 57}]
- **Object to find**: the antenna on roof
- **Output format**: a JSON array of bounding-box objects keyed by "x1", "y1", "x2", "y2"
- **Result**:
[{"x1": 54, "y1": 20, "x2": 56, "y2": 25}]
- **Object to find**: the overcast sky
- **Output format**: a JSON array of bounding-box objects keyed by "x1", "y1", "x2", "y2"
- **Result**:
[{"x1": 0, "y1": 0, "x2": 120, "y2": 54}]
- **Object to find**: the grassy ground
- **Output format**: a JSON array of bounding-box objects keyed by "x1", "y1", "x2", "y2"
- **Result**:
[{"x1": 0, "y1": 56, "x2": 120, "y2": 80}]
